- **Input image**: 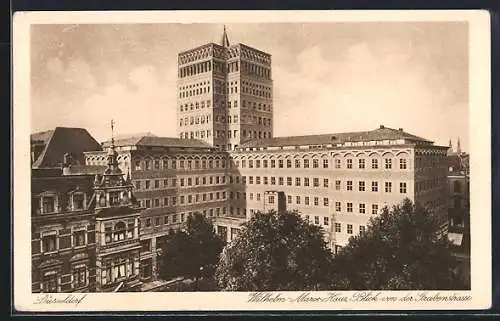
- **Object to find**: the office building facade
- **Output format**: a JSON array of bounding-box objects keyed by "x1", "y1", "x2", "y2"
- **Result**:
[{"x1": 177, "y1": 27, "x2": 273, "y2": 150}]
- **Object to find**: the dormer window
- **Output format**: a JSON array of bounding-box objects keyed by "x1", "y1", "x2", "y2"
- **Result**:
[{"x1": 109, "y1": 192, "x2": 120, "y2": 206}]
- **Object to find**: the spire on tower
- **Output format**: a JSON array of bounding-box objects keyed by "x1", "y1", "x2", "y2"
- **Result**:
[
  {"x1": 105, "y1": 119, "x2": 120, "y2": 174},
  {"x1": 447, "y1": 139, "x2": 453, "y2": 156},
  {"x1": 457, "y1": 137, "x2": 462, "y2": 155},
  {"x1": 110, "y1": 119, "x2": 115, "y2": 148},
  {"x1": 221, "y1": 25, "x2": 230, "y2": 47}
]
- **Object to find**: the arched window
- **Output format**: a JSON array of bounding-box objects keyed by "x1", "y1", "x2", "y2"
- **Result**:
[
  {"x1": 134, "y1": 158, "x2": 142, "y2": 170},
  {"x1": 454, "y1": 181, "x2": 461, "y2": 193},
  {"x1": 144, "y1": 158, "x2": 151, "y2": 170}
]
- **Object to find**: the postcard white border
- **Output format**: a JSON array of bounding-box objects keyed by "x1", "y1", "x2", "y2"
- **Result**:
[{"x1": 13, "y1": 10, "x2": 491, "y2": 312}]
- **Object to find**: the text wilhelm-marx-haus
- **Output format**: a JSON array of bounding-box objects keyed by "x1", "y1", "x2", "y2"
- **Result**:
[{"x1": 30, "y1": 28, "x2": 469, "y2": 293}]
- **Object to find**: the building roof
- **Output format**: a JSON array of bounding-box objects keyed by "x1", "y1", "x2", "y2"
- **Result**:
[
  {"x1": 64, "y1": 165, "x2": 107, "y2": 175},
  {"x1": 112, "y1": 132, "x2": 157, "y2": 140},
  {"x1": 31, "y1": 174, "x2": 96, "y2": 215},
  {"x1": 31, "y1": 127, "x2": 103, "y2": 168},
  {"x1": 239, "y1": 126, "x2": 432, "y2": 149},
  {"x1": 101, "y1": 135, "x2": 214, "y2": 149},
  {"x1": 31, "y1": 129, "x2": 54, "y2": 145}
]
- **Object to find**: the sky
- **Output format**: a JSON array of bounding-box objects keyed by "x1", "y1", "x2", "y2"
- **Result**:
[{"x1": 30, "y1": 22, "x2": 469, "y2": 151}]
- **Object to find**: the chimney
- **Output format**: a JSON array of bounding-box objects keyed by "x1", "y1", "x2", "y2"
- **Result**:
[
  {"x1": 62, "y1": 153, "x2": 72, "y2": 175},
  {"x1": 379, "y1": 125, "x2": 385, "y2": 129},
  {"x1": 398, "y1": 128, "x2": 403, "y2": 131}
]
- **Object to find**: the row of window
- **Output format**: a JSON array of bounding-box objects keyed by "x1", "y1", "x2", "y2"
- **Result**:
[
  {"x1": 238, "y1": 157, "x2": 408, "y2": 170},
  {"x1": 244, "y1": 175, "x2": 329, "y2": 187},
  {"x1": 179, "y1": 85, "x2": 211, "y2": 98},
  {"x1": 179, "y1": 100, "x2": 211, "y2": 111},
  {"x1": 132, "y1": 153, "x2": 406, "y2": 172},
  {"x1": 335, "y1": 223, "x2": 367, "y2": 235},
  {"x1": 338, "y1": 180, "x2": 407, "y2": 193},
  {"x1": 134, "y1": 157, "x2": 227, "y2": 171},
  {"x1": 40, "y1": 230, "x2": 89, "y2": 253},
  {"x1": 141, "y1": 207, "x2": 228, "y2": 228},
  {"x1": 178, "y1": 59, "x2": 271, "y2": 81},
  {"x1": 179, "y1": 81, "x2": 210, "y2": 91},
  {"x1": 34, "y1": 193, "x2": 85, "y2": 214},
  {"x1": 104, "y1": 220, "x2": 136, "y2": 244},
  {"x1": 135, "y1": 176, "x2": 227, "y2": 190},
  {"x1": 178, "y1": 60, "x2": 213, "y2": 78},
  {"x1": 179, "y1": 114, "x2": 211, "y2": 126},
  {"x1": 240, "y1": 61, "x2": 271, "y2": 80},
  {"x1": 302, "y1": 214, "x2": 332, "y2": 226},
  {"x1": 138, "y1": 190, "x2": 228, "y2": 208},
  {"x1": 179, "y1": 130, "x2": 212, "y2": 139},
  {"x1": 243, "y1": 176, "x2": 408, "y2": 193},
  {"x1": 135, "y1": 174, "x2": 408, "y2": 195},
  {"x1": 241, "y1": 100, "x2": 272, "y2": 111},
  {"x1": 180, "y1": 128, "x2": 272, "y2": 141},
  {"x1": 40, "y1": 266, "x2": 88, "y2": 292},
  {"x1": 295, "y1": 198, "x2": 381, "y2": 215},
  {"x1": 209, "y1": 114, "x2": 272, "y2": 127},
  {"x1": 241, "y1": 85, "x2": 272, "y2": 98},
  {"x1": 213, "y1": 129, "x2": 272, "y2": 140},
  {"x1": 101, "y1": 257, "x2": 137, "y2": 286},
  {"x1": 179, "y1": 99, "x2": 273, "y2": 113}
]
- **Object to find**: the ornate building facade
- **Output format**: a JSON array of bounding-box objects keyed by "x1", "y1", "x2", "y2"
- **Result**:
[{"x1": 31, "y1": 128, "x2": 144, "y2": 293}]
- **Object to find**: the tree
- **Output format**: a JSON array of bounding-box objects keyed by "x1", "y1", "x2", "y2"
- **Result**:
[
  {"x1": 160, "y1": 213, "x2": 224, "y2": 282},
  {"x1": 215, "y1": 210, "x2": 334, "y2": 291},
  {"x1": 330, "y1": 198, "x2": 466, "y2": 290}
]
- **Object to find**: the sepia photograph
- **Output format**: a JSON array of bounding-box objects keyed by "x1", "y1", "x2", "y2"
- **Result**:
[{"x1": 13, "y1": 10, "x2": 491, "y2": 311}]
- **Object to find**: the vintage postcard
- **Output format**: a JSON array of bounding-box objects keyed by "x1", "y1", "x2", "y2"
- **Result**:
[{"x1": 13, "y1": 10, "x2": 491, "y2": 312}]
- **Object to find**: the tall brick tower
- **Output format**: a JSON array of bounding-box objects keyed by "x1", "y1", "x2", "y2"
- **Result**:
[{"x1": 177, "y1": 26, "x2": 273, "y2": 150}]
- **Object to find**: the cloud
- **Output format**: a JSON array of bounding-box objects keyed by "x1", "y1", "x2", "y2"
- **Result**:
[
  {"x1": 33, "y1": 24, "x2": 468, "y2": 151},
  {"x1": 272, "y1": 40, "x2": 460, "y2": 147},
  {"x1": 80, "y1": 64, "x2": 177, "y2": 142},
  {"x1": 45, "y1": 57, "x2": 96, "y2": 89}
]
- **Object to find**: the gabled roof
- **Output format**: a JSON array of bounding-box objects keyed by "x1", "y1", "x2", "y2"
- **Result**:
[
  {"x1": 102, "y1": 135, "x2": 214, "y2": 149},
  {"x1": 31, "y1": 127, "x2": 102, "y2": 168},
  {"x1": 239, "y1": 126, "x2": 432, "y2": 148}
]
